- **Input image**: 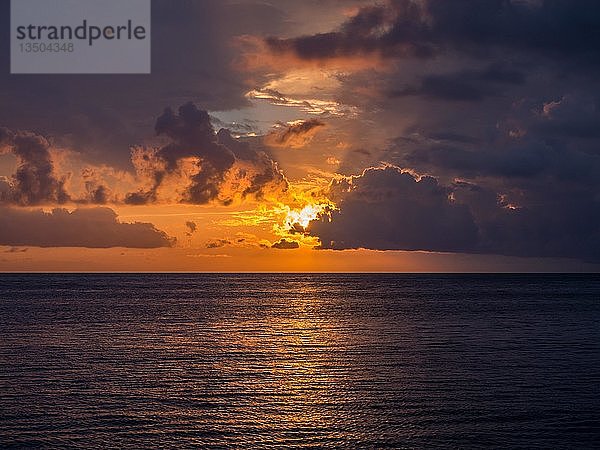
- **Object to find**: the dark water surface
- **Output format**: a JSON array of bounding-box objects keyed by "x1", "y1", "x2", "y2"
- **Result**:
[{"x1": 0, "y1": 274, "x2": 599, "y2": 448}]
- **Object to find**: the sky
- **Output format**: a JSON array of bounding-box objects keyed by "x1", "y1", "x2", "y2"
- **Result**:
[{"x1": 1, "y1": 0, "x2": 600, "y2": 272}]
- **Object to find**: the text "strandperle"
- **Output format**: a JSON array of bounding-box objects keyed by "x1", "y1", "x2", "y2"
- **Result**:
[{"x1": 16, "y1": 19, "x2": 147, "y2": 46}]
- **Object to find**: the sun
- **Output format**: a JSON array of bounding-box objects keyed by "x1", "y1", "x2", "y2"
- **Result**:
[{"x1": 284, "y1": 203, "x2": 332, "y2": 232}]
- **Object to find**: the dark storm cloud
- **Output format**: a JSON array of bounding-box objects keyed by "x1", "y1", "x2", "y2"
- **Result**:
[
  {"x1": 309, "y1": 166, "x2": 600, "y2": 262},
  {"x1": 265, "y1": 0, "x2": 600, "y2": 67},
  {"x1": 271, "y1": 238, "x2": 300, "y2": 249},
  {"x1": 0, "y1": 128, "x2": 69, "y2": 205},
  {"x1": 125, "y1": 102, "x2": 287, "y2": 205},
  {"x1": 311, "y1": 166, "x2": 479, "y2": 252},
  {"x1": 0, "y1": 207, "x2": 175, "y2": 248}
]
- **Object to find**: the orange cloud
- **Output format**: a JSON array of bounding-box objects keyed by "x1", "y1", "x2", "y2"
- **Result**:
[{"x1": 125, "y1": 103, "x2": 288, "y2": 206}]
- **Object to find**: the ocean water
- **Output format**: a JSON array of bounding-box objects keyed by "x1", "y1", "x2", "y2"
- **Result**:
[{"x1": 0, "y1": 274, "x2": 599, "y2": 448}]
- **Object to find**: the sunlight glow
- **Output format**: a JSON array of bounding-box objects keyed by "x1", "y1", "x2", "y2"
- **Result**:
[{"x1": 284, "y1": 203, "x2": 331, "y2": 231}]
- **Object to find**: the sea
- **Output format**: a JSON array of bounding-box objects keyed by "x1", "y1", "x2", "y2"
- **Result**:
[{"x1": 0, "y1": 274, "x2": 599, "y2": 448}]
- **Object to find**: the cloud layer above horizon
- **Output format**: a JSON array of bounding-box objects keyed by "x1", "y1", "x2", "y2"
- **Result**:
[{"x1": 0, "y1": 207, "x2": 175, "y2": 248}]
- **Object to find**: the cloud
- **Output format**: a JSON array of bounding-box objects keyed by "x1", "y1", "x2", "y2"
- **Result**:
[
  {"x1": 0, "y1": 128, "x2": 70, "y2": 205},
  {"x1": 271, "y1": 238, "x2": 300, "y2": 249},
  {"x1": 261, "y1": 2, "x2": 433, "y2": 66},
  {"x1": 0, "y1": 207, "x2": 175, "y2": 248},
  {"x1": 259, "y1": 0, "x2": 600, "y2": 69},
  {"x1": 125, "y1": 102, "x2": 288, "y2": 205},
  {"x1": 308, "y1": 165, "x2": 600, "y2": 262},
  {"x1": 1, "y1": 107, "x2": 289, "y2": 208},
  {"x1": 391, "y1": 93, "x2": 600, "y2": 183},
  {"x1": 310, "y1": 166, "x2": 478, "y2": 252},
  {"x1": 265, "y1": 119, "x2": 326, "y2": 148}
]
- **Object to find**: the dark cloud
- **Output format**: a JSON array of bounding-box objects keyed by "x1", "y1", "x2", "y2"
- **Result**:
[
  {"x1": 309, "y1": 166, "x2": 600, "y2": 262},
  {"x1": 0, "y1": 207, "x2": 175, "y2": 248},
  {"x1": 271, "y1": 238, "x2": 300, "y2": 249},
  {"x1": 265, "y1": 119, "x2": 326, "y2": 148},
  {"x1": 311, "y1": 166, "x2": 479, "y2": 252},
  {"x1": 0, "y1": 128, "x2": 69, "y2": 205},
  {"x1": 125, "y1": 102, "x2": 288, "y2": 205},
  {"x1": 265, "y1": 2, "x2": 434, "y2": 61},
  {"x1": 264, "y1": 0, "x2": 600, "y2": 68}
]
